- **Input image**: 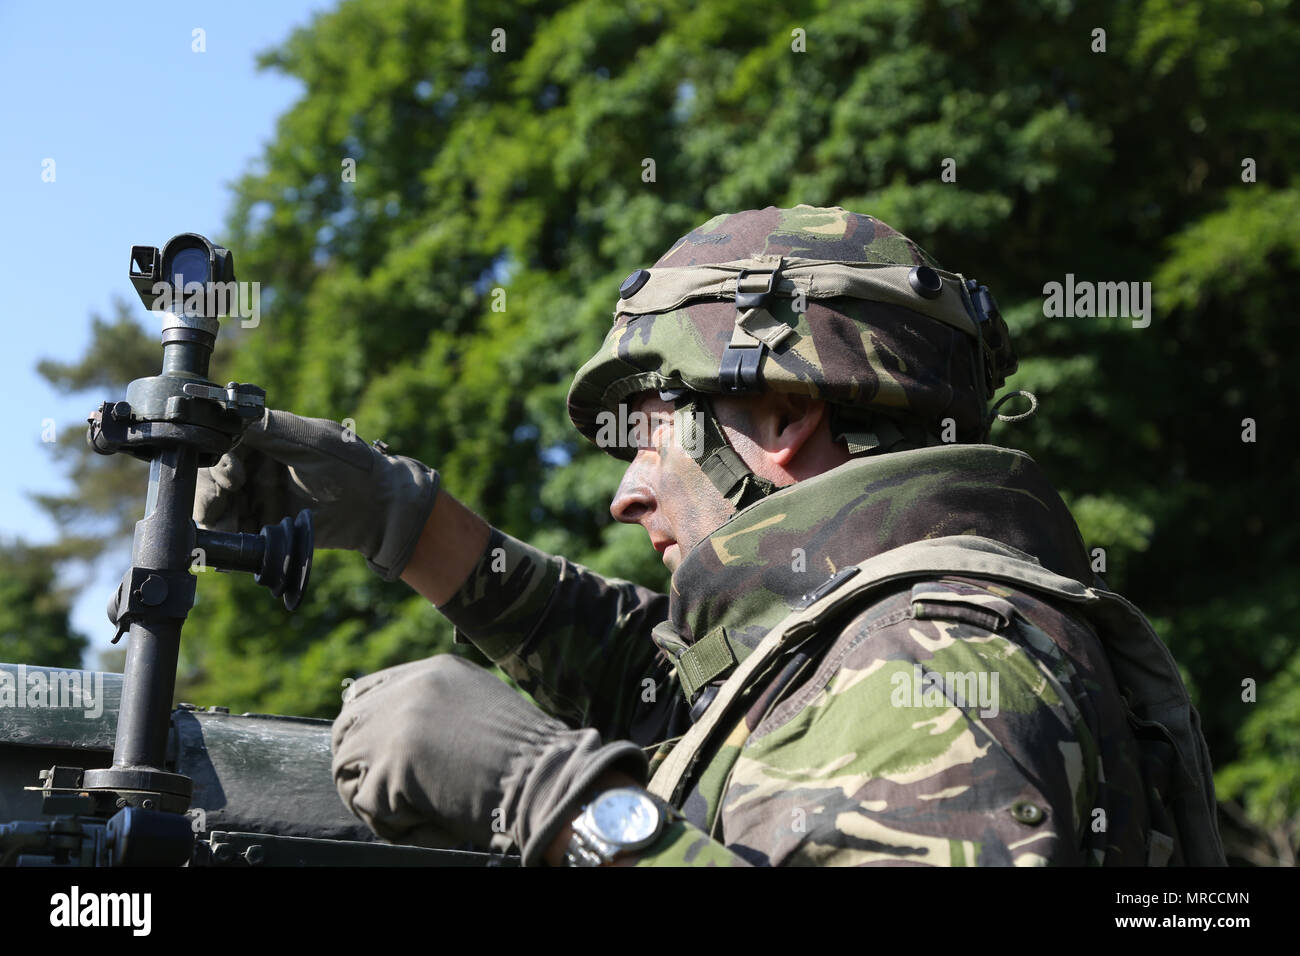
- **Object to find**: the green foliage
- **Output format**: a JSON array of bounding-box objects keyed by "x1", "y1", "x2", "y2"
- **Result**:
[
  {"x1": 0, "y1": 541, "x2": 87, "y2": 667},
  {"x1": 39, "y1": 0, "x2": 1299, "y2": 860},
  {"x1": 1216, "y1": 637, "x2": 1300, "y2": 866},
  {"x1": 34, "y1": 299, "x2": 239, "y2": 564},
  {"x1": 33, "y1": 301, "x2": 163, "y2": 563}
]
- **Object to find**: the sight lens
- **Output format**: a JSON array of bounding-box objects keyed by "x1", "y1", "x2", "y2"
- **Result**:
[{"x1": 170, "y1": 247, "x2": 209, "y2": 287}]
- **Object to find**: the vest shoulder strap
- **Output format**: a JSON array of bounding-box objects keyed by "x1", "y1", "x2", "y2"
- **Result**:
[{"x1": 647, "y1": 534, "x2": 1226, "y2": 865}]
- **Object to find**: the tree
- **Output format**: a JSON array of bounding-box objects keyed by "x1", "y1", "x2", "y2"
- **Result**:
[
  {"x1": 0, "y1": 540, "x2": 87, "y2": 667},
  {"x1": 34, "y1": 300, "x2": 161, "y2": 566},
  {"x1": 38, "y1": 0, "x2": 1300, "y2": 861}
]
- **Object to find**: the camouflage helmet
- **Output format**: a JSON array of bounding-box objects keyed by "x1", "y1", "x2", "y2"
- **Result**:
[{"x1": 567, "y1": 204, "x2": 1018, "y2": 503}]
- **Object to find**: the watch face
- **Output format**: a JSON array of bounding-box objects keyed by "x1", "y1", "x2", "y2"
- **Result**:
[{"x1": 590, "y1": 789, "x2": 661, "y2": 846}]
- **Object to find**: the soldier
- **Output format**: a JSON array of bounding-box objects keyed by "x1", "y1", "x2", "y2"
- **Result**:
[{"x1": 196, "y1": 205, "x2": 1225, "y2": 866}]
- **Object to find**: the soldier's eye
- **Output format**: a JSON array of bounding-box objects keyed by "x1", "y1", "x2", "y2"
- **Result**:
[{"x1": 634, "y1": 421, "x2": 662, "y2": 449}]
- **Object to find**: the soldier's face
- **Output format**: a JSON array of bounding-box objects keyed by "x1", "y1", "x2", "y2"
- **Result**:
[{"x1": 609, "y1": 394, "x2": 741, "y2": 572}]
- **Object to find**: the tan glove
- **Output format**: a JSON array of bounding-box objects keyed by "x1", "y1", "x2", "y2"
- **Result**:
[
  {"x1": 332, "y1": 655, "x2": 648, "y2": 865},
  {"x1": 194, "y1": 409, "x2": 439, "y2": 581}
]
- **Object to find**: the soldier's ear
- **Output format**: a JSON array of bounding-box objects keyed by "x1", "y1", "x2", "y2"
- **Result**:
[{"x1": 764, "y1": 393, "x2": 826, "y2": 467}]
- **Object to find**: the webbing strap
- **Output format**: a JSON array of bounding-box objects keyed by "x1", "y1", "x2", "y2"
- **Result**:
[
  {"x1": 648, "y1": 536, "x2": 1223, "y2": 869},
  {"x1": 840, "y1": 429, "x2": 882, "y2": 456},
  {"x1": 675, "y1": 394, "x2": 778, "y2": 509},
  {"x1": 1148, "y1": 830, "x2": 1176, "y2": 867},
  {"x1": 650, "y1": 540, "x2": 1007, "y2": 804},
  {"x1": 737, "y1": 302, "x2": 796, "y2": 349},
  {"x1": 615, "y1": 256, "x2": 979, "y2": 339},
  {"x1": 648, "y1": 560, "x2": 875, "y2": 804},
  {"x1": 675, "y1": 626, "x2": 737, "y2": 704},
  {"x1": 829, "y1": 406, "x2": 945, "y2": 458}
]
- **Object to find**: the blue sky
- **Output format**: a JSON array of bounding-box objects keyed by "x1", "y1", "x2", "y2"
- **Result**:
[{"x1": 0, "y1": 1, "x2": 332, "y2": 663}]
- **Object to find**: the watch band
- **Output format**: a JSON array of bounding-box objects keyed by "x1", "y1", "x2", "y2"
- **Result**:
[{"x1": 565, "y1": 817, "x2": 620, "y2": 867}]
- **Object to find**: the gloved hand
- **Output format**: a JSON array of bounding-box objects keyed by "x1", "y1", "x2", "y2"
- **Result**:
[
  {"x1": 194, "y1": 409, "x2": 439, "y2": 581},
  {"x1": 331, "y1": 654, "x2": 649, "y2": 866}
]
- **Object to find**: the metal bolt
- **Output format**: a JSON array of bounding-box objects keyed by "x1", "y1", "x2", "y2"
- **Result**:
[
  {"x1": 110, "y1": 401, "x2": 132, "y2": 421},
  {"x1": 211, "y1": 842, "x2": 234, "y2": 864},
  {"x1": 242, "y1": 844, "x2": 265, "y2": 866},
  {"x1": 116, "y1": 798, "x2": 128, "y2": 809},
  {"x1": 141, "y1": 799, "x2": 154, "y2": 810}
]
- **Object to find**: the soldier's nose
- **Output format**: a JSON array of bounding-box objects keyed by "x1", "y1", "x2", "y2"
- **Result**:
[{"x1": 611, "y1": 459, "x2": 656, "y2": 524}]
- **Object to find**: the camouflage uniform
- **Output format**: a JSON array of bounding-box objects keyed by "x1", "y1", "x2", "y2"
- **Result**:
[
  {"x1": 438, "y1": 206, "x2": 1222, "y2": 865},
  {"x1": 443, "y1": 443, "x2": 1207, "y2": 865}
]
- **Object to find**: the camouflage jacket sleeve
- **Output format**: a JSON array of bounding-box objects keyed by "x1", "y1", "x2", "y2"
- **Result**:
[
  {"x1": 437, "y1": 529, "x2": 689, "y2": 747},
  {"x1": 701, "y1": 577, "x2": 1152, "y2": 866}
]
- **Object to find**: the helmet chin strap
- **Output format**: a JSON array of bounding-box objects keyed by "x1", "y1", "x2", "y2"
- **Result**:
[{"x1": 660, "y1": 389, "x2": 779, "y2": 511}]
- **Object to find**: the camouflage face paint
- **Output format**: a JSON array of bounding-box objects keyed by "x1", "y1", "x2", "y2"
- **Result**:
[{"x1": 611, "y1": 393, "x2": 742, "y2": 571}]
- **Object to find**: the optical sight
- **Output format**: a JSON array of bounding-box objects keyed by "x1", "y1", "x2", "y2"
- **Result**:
[{"x1": 129, "y1": 233, "x2": 235, "y2": 317}]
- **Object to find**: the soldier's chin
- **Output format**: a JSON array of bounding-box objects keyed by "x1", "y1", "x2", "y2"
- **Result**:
[{"x1": 663, "y1": 543, "x2": 681, "y2": 570}]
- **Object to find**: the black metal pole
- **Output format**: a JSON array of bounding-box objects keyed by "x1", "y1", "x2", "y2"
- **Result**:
[
  {"x1": 80, "y1": 236, "x2": 310, "y2": 814},
  {"x1": 110, "y1": 444, "x2": 196, "y2": 771}
]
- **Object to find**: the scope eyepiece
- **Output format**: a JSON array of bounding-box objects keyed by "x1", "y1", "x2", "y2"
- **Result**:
[
  {"x1": 129, "y1": 233, "x2": 235, "y2": 318},
  {"x1": 169, "y1": 246, "x2": 210, "y2": 287}
]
